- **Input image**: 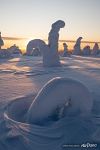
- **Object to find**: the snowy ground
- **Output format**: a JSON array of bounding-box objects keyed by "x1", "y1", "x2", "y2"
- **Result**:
[
  {"x1": 0, "y1": 55, "x2": 100, "y2": 149},
  {"x1": 0, "y1": 55, "x2": 100, "y2": 102}
]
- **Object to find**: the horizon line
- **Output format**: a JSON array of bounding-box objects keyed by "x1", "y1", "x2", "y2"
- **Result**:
[{"x1": 2, "y1": 37, "x2": 100, "y2": 44}]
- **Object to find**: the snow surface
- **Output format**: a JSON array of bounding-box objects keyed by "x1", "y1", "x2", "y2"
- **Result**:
[{"x1": 0, "y1": 55, "x2": 100, "y2": 150}]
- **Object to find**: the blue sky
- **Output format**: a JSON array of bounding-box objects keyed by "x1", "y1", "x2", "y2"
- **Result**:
[{"x1": 0, "y1": 0, "x2": 100, "y2": 49}]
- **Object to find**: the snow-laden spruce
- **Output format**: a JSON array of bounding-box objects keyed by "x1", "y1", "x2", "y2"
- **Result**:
[{"x1": 26, "y1": 20, "x2": 65, "y2": 67}]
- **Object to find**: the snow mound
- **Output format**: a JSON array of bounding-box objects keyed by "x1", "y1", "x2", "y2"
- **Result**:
[
  {"x1": 3, "y1": 93, "x2": 94, "y2": 150},
  {"x1": 1, "y1": 77, "x2": 99, "y2": 150},
  {"x1": 27, "y1": 77, "x2": 93, "y2": 124}
]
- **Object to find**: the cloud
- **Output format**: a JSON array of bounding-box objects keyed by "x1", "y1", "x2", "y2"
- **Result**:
[
  {"x1": 2, "y1": 37, "x2": 27, "y2": 40},
  {"x1": 59, "y1": 40, "x2": 100, "y2": 44},
  {"x1": 2, "y1": 37, "x2": 100, "y2": 44}
]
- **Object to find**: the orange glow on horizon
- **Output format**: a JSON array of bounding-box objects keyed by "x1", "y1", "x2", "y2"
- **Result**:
[{"x1": 2, "y1": 37, "x2": 100, "y2": 53}]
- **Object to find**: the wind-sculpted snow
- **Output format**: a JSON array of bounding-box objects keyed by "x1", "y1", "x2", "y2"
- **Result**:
[
  {"x1": 0, "y1": 78, "x2": 97, "y2": 150},
  {"x1": 0, "y1": 77, "x2": 99, "y2": 150},
  {"x1": 26, "y1": 20, "x2": 65, "y2": 67},
  {"x1": 91, "y1": 43, "x2": 100, "y2": 56},
  {"x1": 0, "y1": 32, "x2": 4, "y2": 49},
  {"x1": 73, "y1": 37, "x2": 83, "y2": 55},
  {"x1": 62, "y1": 43, "x2": 70, "y2": 57},
  {"x1": 82, "y1": 45, "x2": 91, "y2": 56},
  {"x1": 27, "y1": 77, "x2": 93, "y2": 124},
  {"x1": 0, "y1": 56, "x2": 100, "y2": 150}
]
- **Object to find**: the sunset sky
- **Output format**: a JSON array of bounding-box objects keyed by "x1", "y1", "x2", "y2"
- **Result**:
[{"x1": 0, "y1": 0, "x2": 100, "y2": 51}]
